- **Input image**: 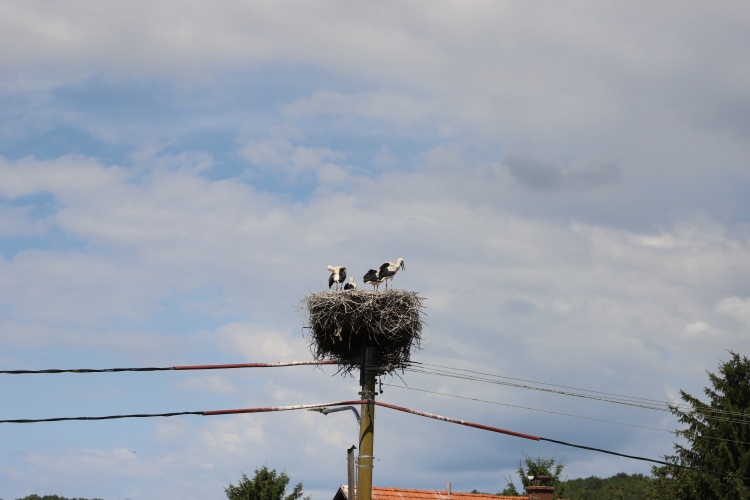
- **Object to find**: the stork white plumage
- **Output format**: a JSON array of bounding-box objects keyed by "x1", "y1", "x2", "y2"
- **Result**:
[
  {"x1": 327, "y1": 265, "x2": 347, "y2": 290},
  {"x1": 378, "y1": 258, "x2": 405, "y2": 289},
  {"x1": 343, "y1": 277, "x2": 357, "y2": 290},
  {"x1": 363, "y1": 268, "x2": 384, "y2": 290}
]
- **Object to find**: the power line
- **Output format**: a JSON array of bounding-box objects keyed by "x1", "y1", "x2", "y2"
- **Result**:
[
  {"x1": 4, "y1": 357, "x2": 745, "y2": 425},
  {"x1": 0, "y1": 400, "x2": 366, "y2": 424},
  {"x1": 406, "y1": 362, "x2": 750, "y2": 422},
  {"x1": 375, "y1": 401, "x2": 749, "y2": 481},
  {"x1": 384, "y1": 383, "x2": 675, "y2": 433},
  {"x1": 0, "y1": 411, "x2": 203, "y2": 423},
  {"x1": 411, "y1": 361, "x2": 669, "y2": 406},
  {"x1": 385, "y1": 383, "x2": 750, "y2": 447},
  {"x1": 405, "y1": 364, "x2": 671, "y2": 412},
  {"x1": 0, "y1": 360, "x2": 337, "y2": 375},
  {"x1": 2, "y1": 398, "x2": 745, "y2": 479}
]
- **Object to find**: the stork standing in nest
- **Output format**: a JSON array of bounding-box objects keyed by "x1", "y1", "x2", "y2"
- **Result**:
[
  {"x1": 378, "y1": 258, "x2": 405, "y2": 289},
  {"x1": 343, "y1": 277, "x2": 357, "y2": 290},
  {"x1": 363, "y1": 268, "x2": 384, "y2": 290},
  {"x1": 327, "y1": 265, "x2": 347, "y2": 290}
]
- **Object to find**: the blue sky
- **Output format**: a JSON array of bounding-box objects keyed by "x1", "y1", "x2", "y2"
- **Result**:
[{"x1": 1, "y1": 1, "x2": 750, "y2": 499}]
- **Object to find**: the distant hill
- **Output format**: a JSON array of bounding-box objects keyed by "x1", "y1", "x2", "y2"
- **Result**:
[
  {"x1": 561, "y1": 472, "x2": 654, "y2": 500},
  {"x1": 14, "y1": 495, "x2": 104, "y2": 500}
]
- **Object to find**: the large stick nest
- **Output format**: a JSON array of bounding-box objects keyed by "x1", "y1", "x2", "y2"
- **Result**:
[{"x1": 302, "y1": 290, "x2": 426, "y2": 375}]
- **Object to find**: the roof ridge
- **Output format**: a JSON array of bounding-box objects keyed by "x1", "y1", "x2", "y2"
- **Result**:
[{"x1": 340, "y1": 485, "x2": 528, "y2": 500}]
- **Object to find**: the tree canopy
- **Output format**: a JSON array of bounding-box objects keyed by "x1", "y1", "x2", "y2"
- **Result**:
[
  {"x1": 224, "y1": 465, "x2": 309, "y2": 500},
  {"x1": 496, "y1": 454, "x2": 567, "y2": 497},
  {"x1": 14, "y1": 496, "x2": 102, "y2": 500},
  {"x1": 651, "y1": 351, "x2": 750, "y2": 499},
  {"x1": 563, "y1": 472, "x2": 654, "y2": 499}
]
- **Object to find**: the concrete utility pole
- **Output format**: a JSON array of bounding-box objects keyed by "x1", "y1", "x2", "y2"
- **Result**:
[{"x1": 357, "y1": 346, "x2": 378, "y2": 500}]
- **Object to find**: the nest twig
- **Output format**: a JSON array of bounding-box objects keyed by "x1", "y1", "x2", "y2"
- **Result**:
[{"x1": 301, "y1": 290, "x2": 425, "y2": 375}]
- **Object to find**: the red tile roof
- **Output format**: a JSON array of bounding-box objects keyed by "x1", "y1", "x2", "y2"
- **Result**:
[{"x1": 337, "y1": 486, "x2": 527, "y2": 500}]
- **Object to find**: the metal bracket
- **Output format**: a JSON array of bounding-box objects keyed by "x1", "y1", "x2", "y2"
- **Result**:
[
  {"x1": 355, "y1": 455, "x2": 375, "y2": 469},
  {"x1": 358, "y1": 389, "x2": 376, "y2": 400}
]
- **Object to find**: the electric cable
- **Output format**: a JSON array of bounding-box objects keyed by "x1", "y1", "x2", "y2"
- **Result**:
[
  {"x1": 405, "y1": 364, "x2": 671, "y2": 412},
  {"x1": 0, "y1": 400, "x2": 366, "y2": 424},
  {"x1": 384, "y1": 383, "x2": 750, "y2": 447},
  {"x1": 374, "y1": 401, "x2": 750, "y2": 481},
  {"x1": 2, "y1": 399, "x2": 746, "y2": 480},
  {"x1": 0, "y1": 360, "x2": 337, "y2": 374},
  {"x1": 411, "y1": 361, "x2": 669, "y2": 406},
  {"x1": 384, "y1": 383, "x2": 675, "y2": 433},
  {"x1": 405, "y1": 362, "x2": 750, "y2": 423}
]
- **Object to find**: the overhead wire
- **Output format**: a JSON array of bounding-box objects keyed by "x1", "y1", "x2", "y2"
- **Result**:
[
  {"x1": 405, "y1": 364, "x2": 672, "y2": 412},
  {"x1": 411, "y1": 361, "x2": 670, "y2": 406},
  {"x1": 4, "y1": 357, "x2": 746, "y2": 428},
  {"x1": 384, "y1": 383, "x2": 675, "y2": 433},
  {"x1": 0, "y1": 400, "x2": 365, "y2": 424},
  {"x1": 4, "y1": 357, "x2": 746, "y2": 425},
  {"x1": 2, "y1": 370, "x2": 747, "y2": 479},
  {"x1": 405, "y1": 361, "x2": 750, "y2": 423},
  {"x1": 0, "y1": 360, "x2": 337, "y2": 374},
  {"x1": 0, "y1": 398, "x2": 728, "y2": 476},
  {"x1": 375, "y1": 401, "x2": 749, "y2": 481},
  {"x1": 384, "y1": 383, "x2": 750, "y2": 448}
]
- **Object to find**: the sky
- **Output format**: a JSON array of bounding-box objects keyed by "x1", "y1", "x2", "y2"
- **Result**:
[{"x1": 1, "y1": 1, "x2": 749, "y2": 499}]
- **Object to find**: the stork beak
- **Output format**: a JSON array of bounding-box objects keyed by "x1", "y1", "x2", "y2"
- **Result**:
[{"x1": 401, "y1": 261, "x2": 406, "y2": 271}]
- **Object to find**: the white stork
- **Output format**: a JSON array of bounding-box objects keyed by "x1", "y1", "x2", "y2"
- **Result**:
[
  {"x1": 327, "y1": 265, "x2": 347, "y2": 290},
  {"x1": 363, "y1": 268, "x2": 384, "y2": 291},
  {"x1": 378, "y1": 258, "x2": 405, "y2": 289},
  {"x1": 343, "y1": 277, "x2": 357, "y2": 291}
]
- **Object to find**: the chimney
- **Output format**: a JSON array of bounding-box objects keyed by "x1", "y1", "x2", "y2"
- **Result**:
[
  {"x1": 525, "y1": 475, "x2": 554, "y2": 500},
  {"x1": 446, "y1": 482, "x2": 451, "y2": 495},
  {"x1": 347, "y1": 446, "x2": 357, "y2": 500}
]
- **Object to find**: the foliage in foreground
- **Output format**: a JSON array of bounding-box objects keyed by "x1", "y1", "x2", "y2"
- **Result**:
[
  {"x1": 651, "y1": 351, "x2": 750, "y2": 499},
  {"x1": 225, "y1": 465, "x2": 309, "y2": 500}
]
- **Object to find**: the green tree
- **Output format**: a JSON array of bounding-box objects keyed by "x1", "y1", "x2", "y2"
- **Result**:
[
  {"x1": 498, "y1": 481, "x2": 520, "y2": 496},
  {"x1": 15, "y1": 496, "x2": 102, "y2": 500},
  {"x1": 508, "y1": 454, "x2": 566, "y2": 498},
  {"x1": 563, "y1": 472, "x2": 654, "y2": 500},
  {"x1": 15, "y1": 496, "x2": 103, "y2": 500},
  {"x1": 224, "y1": 465, "x2": 309, "y2": 500},
  {"x1": 650, "y1": 351, "x2": 750, "y2": 499}
]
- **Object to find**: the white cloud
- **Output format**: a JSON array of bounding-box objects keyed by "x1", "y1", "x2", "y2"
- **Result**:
[
  {"x1": 282, "y1": 89, "x2": 435, "y2": 127},
  {"x1": 199, "y1": 416, "x2": 265, "y2": 455},
  {"x1": 714, "y1": 296, "x2": 750, "y2": 327},
  {"x1": 212, "y1": 322, "x2": 307, "y2": 361},
  {"x1": 0, "y1": 155, "x2": 127, "y2": 199},
  {"x1": 239, "y1": 137, "x2": 343, "y2": 177},
  {"x1": 680, "y1": 321, "x2": 720, "y2": 342}
]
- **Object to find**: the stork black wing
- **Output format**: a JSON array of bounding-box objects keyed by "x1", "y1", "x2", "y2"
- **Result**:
[
  {"x1": 363, "y1": 269, "x2": 379, "y2": 282},
  {"x1": 379, "y1": 262, "x2": 394, "y2": 278}
]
